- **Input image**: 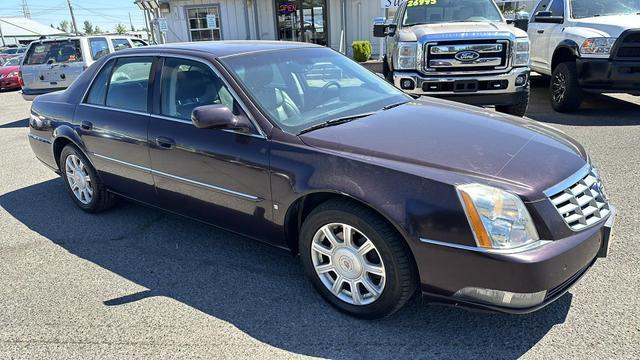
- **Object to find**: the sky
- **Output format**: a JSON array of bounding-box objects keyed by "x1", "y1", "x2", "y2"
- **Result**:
[{"x1": 0, "y1": 0, "x2": 148, "y2": 33}]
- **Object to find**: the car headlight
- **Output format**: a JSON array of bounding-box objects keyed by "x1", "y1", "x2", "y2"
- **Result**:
[
  {"x1": 580, "y1": 37, "x2": 617, "y2": 57},
  {"x1": 457, "y1": 183, "x2": 540, "y2": 250},
  {"x1": 395, "y1": 42, "x2": 417, "y2": 70},
  {"x1": 513, "y1": 38, "x2": 530, "y2": 66},
  {"x1": 7, "y1": 71, "x2": 18, "y2": 77}
]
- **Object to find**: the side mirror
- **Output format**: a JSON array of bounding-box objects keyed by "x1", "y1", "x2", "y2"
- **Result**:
[
  {"x1": 191, "y1": 104, "x2": 252, "y2": 131},
  {"x1": 534, "y1": 11, "x2": 564, "y2": 24},
  {"x1": 513, "y1": 18, "x2": 529, "y2": 32},
  {"x1": 373, "y1": 23, "x2": 396, "y2": 38}
]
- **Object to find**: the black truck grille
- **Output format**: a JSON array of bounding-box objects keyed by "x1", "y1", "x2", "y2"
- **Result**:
[
  {"x1": 424, "y1": 39, "x2": 510, "y2": 73},
  {"x1": 615, "y1": 31, "x2": 640, "y2": 60}
]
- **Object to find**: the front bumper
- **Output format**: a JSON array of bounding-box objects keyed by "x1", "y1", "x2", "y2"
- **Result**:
[
  {"x1": 0, "y1": 77, "x2": 20, "y2": 89},
  {"x1": 415, "y1": 206, "x2": 615, "y2": 313},
  {"x1": 577, "y1": 58, "x2": 640, "y2": 94},
  {"x1": 393, "y1": 67, "x2": 530, "y2": 105}
]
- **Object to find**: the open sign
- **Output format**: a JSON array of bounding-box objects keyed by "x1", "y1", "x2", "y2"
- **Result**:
[{"x1": 279, "y1": 2, "x2": 299, "y2": 14}]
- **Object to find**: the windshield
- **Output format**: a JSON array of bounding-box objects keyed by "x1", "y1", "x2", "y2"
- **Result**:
[
  {"x1": 221, "y1": 47, "x2": 408, "y2": 134},
  {"x1": 23, "y1": 40, "x2": 83, "y2": 65},
  {"x1": 2, "y1": 57, "x2": 21, "y2": 66},
  {"x1": 402, "y1": 0, "x2": 503, "y2": 26},
  {"x1": 571, "y1": 0, "x2": 640, "y2": 19}
]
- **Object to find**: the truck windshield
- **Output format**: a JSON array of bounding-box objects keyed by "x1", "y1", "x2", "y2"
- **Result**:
[
  {"x1": 402, "y1": 0, "x2": 502, "y2": 26},
  {"x1": 570, "y1": 0, "x2": 640, "y2": 19}
]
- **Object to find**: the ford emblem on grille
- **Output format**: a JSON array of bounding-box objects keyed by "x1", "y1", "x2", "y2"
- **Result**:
[{"x1": 454, "y1": 50, "x2": 481, "y2": 62}]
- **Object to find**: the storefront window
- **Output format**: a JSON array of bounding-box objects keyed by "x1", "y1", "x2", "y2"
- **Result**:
[
  {"x1": 277, "y1": 0, "x2": 327, "y2": 46},
  {"x1": 187, "y1": 6, "x2": 222, "y2": 41}
]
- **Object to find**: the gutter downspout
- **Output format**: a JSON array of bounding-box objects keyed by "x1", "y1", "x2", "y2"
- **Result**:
[
  {"x1": 253, "y1": 0, "x2": 260, "y2": 40},
  {"x1": 339, "y1": 0, "x2": 346, "y2": 54},
  {"x1": 243, "y1": 0, "x2": 251, "y2": 40}
]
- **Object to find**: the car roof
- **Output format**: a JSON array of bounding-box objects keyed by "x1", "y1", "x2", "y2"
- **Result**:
[
  {"x1": 32, "y1": 35, "x2": 142, "y2": 43},
  {"x1": 127, "y1": 40, "x2": 322, "y2": 58}
]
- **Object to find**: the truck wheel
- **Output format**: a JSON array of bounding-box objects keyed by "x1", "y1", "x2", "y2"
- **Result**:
[
  {"x1": 382, "y1": 56, "x2": 393, "y2": 83},
  {"x1": 551, "y1": 62, "x2": 582, "y2": 112},
  {"x1": 496, "y1": 87, "x2": 530, "y2": 117}
]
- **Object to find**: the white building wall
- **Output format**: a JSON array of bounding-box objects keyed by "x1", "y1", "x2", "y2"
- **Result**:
[{"x1": 163, "y1": 0, "x2": 250, "y2": 43}]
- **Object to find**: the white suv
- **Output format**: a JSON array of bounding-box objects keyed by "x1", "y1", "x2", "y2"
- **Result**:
[{"x1": 527, "y1": 0, "x2": 640, "y2": 112}]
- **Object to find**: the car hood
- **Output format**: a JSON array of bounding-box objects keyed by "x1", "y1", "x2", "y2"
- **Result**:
[
  {"x1": 0, "y1": 65, "x2": 19, "y2": 75},
  {"x1": 397, "y1": 21, "x2": 527, "y2": 42},
  {"x1": 299, "y1": 99, "x2": 587, "y2": 201},
  {"x1": 572, "y1": 15, "x2": 640, "y2": 37}
]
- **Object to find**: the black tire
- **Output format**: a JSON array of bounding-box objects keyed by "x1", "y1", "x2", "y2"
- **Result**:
[
  {"x1": 551, "y1": 61, "x2": 583, "y2": 112},
  {"x1": 496, "y1": 87, "x2": 530, "y2": 117},
  {"x1": 382, "y1": 56, "x2": 393, "y2": 83},
  {"x1": 59, "y1": 145, "x2": 116, "y2": 213},
  {"x1": 299, "y1": 199, "x2": 418, "y2": 319}
]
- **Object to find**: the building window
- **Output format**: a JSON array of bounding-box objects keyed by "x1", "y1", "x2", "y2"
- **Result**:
[{"x1": 187, "y1": 6, "x2": 222, "y2": 41}]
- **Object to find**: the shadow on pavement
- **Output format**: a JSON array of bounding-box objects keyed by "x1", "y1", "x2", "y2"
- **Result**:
[
  {"x1": 526, "y1": 75, "x2": 640, "y2": 126},
  {"x1": 0, "y1": 118, "x2": 28, "y2": 129},
  {"x1": 0, "y1": 178, "x2": 572, "y2": 359}
]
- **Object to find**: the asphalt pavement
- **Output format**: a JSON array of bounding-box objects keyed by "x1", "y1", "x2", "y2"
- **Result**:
[{"x1": 0, "y1": 77, "x2": 639, "y2": 359}]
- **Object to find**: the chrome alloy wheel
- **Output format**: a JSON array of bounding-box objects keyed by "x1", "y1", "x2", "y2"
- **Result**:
[
  {"x1": 552, "y1": 72, "x2": 567, "y2": 104},
  {"x1": 311, "y1": 223, "x2": 386, "y2": 305},
  {"x1": 65, "y1": 154, "x2": 93, "y2": 205}
]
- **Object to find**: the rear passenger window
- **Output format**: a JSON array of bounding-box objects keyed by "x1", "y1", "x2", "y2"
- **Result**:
[
  {"x1": 131, "y1": 39, "x2": 147, "y2": 47},
  {"x1": 85, "y1": 59, "x2": 115, "y2": 105},
  {"x1": 112, "y1": 39, "x2": 132, "y2": 51},
  {"x1": 105, "y1": 57, "x2": 153, "y2": 112},
  {"x1": 160, "y1": 58, "x2": 236, "y2": 120},
  {"x1": 89, "y1": 38, "x2": 109, "y2": 60}
]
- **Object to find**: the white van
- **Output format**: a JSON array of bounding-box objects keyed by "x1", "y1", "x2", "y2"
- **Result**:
[{"x1": 20, "y1": 35, "x2": 147, "y2": 101}]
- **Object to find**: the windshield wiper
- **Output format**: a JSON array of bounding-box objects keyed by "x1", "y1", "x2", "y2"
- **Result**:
[
  {"x1": 298, "y1": 112, "x2": 375, "y2": 135},
  {"x1": 382, "y1": 101, "x2": 410, "y2": 111}
]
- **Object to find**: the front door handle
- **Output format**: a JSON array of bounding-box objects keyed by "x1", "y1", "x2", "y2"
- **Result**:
[
  {"x1": 537, "y1": 29, "x2": 545, "y2": 34},
  {"x1": 80, "y1": 121, "x2": 93, "y2": 130},
  {"x1": 155, "y1": 136, "x2": 176, "y2": 149}
]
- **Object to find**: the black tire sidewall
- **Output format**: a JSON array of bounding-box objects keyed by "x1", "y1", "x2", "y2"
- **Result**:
[
  {"x1": 551, "y1": 62, "x2": 582, "y2": 112},
  {"x1": 60, "y1": 145, "x2": 102, "y2": 212},
  {"x1": 299, "y1": 207, "x2": 409, "y2": 319}
]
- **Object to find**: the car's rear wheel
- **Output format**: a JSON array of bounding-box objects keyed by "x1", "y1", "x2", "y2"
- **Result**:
[
  {"x1": 299, "y1": 199, "x2": 417, "y2": 319},
  {"x1": 60, "y1": 145, "x2": 116, "y2": 213},
  {"x1": 551, "y1": 62, "x2": 582, "y2": 112}
]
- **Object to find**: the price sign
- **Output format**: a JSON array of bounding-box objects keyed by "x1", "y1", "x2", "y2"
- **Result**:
[{"x1": 206, "y1": 14, "x2": 218, "y2": 29}]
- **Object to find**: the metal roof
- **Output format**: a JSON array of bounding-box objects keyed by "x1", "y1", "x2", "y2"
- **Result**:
[{"x1": 0, "y1": 17, "x2": 66, "y2": 38}]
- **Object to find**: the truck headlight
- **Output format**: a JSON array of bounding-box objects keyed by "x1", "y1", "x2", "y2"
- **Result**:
[
  {"x1": 457, "y1": 183, "x2": 540, "y2": 250},
  {"x1": 395, "y1": 42, "x2": 417, "y2": 70},
  {"x1": 580, "y1": 38, "x2": 617, "y2": 57},
  {"x1": 513, "y1": 38, "x2": 530, "y2": 66}
]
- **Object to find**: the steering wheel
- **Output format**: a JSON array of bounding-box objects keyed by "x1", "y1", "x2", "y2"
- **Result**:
[{"x1": 318, "y1": 81, "x2": 342, "y2": 102}]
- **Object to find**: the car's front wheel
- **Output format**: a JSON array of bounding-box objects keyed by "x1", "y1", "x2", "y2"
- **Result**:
[
  {"x1": 496, "y1": 87, "x2": 530, "y2": 117},
  {"x1": 299, "y1": 199, "x2": 417, "y2": 319},
  {"x1": 60, "y1": 145, "x2": 116, "y2": 213},
  {"x1": 551, "y1": 62, "x2": 583, "y2": 112}
]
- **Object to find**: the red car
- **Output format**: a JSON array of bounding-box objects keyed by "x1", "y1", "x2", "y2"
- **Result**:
[{"x1": 0, "y1": 57, "x2": 21, "y2": 90}]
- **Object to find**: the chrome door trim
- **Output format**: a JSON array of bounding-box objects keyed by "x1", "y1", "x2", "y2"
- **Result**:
[
  {"x1": 93, "y1": 153, "x2": 261, "y2": 201},
  {"x1": 149, "y1": 113, "x2": 265, "y2": 139},
  {"x1": 79, "y1": 102, "x2": 151, "y2": 117}
]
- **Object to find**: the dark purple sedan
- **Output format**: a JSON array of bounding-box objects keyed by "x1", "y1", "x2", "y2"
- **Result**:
[{"x1": 27, "y1": 41, "x2": 615, "y2": 318}]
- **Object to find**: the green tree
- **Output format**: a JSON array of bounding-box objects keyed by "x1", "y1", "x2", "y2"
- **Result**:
[
  {"x1": 115, "y1": 23, "x2": 127, "y2": 34},
  {"x1": 58, "y1": 20, "x2": 69, "y2": 33},
  {"x1": 94, "y1": 26, "x2": 102, "y2": 34},
  {"x1": 83, "y1": 21, "x2": 94, "y2": 35}
]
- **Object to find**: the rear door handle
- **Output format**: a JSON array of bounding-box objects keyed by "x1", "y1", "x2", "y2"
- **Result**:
[
  {"x1": 155, "y1": 136, "x2": 176, "y2": 149},
  {"x1": 80, "y1": 121, "x2": 93, "y2": 130},
  {"x1": 537, "y1": 29, "x2": 545, "y2": 34}
]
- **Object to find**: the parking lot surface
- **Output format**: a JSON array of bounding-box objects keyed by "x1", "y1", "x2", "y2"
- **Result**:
[{"x1": 1, "y1": 77, "x2": 639, "y2": 359}]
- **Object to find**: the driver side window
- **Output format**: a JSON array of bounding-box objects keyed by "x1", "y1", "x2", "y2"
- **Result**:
[{"x1": 160, "y1": 58, "x2": 236, "y2": 121}]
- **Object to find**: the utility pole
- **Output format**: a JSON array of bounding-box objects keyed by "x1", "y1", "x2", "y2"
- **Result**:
[
  {"x1": 66, "y1": 0, "x2": 79, "y2": 35},
  {"x1": 129, "y1": 12, "x2": 135, "y2": 32},
  {"x1": 21, "y1": 0, "x2": 31, "y2": 19}
]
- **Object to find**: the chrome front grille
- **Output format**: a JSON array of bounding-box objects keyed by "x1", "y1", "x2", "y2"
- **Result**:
[
  {"x1": 548, "y1": 168, "x2": 610, "y2": 231},
  {"x1": 424, "y1": 39, "x2": 510, "y2": 74}
]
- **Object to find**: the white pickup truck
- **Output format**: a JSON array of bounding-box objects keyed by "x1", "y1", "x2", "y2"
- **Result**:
[
  {"x1": 527, "y1": 0, "x2": 640, "y2": 112},
  {"x1": 374, "y1": 0, "x2": 531, "y2": 117}
]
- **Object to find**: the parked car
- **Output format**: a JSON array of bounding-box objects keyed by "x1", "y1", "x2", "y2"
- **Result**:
[
  {"x1": 19, "y1": 35, "x2": 148, "y2": 101},
  {"x1": 0, "y1": 57, "x2": 21, "y2": 91},
  {"x1": 527, "y1": 0, "x2": 640, "y2": 112},
  {"x1": 0, "y1": 46, "x2": 27, "y2": 61},
  {"x1": 374, "y1": 0, "x2": 531, "y2": 116},
  {"x1": 27, "y1": 41, "x2": 615, "y2": 318}
]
